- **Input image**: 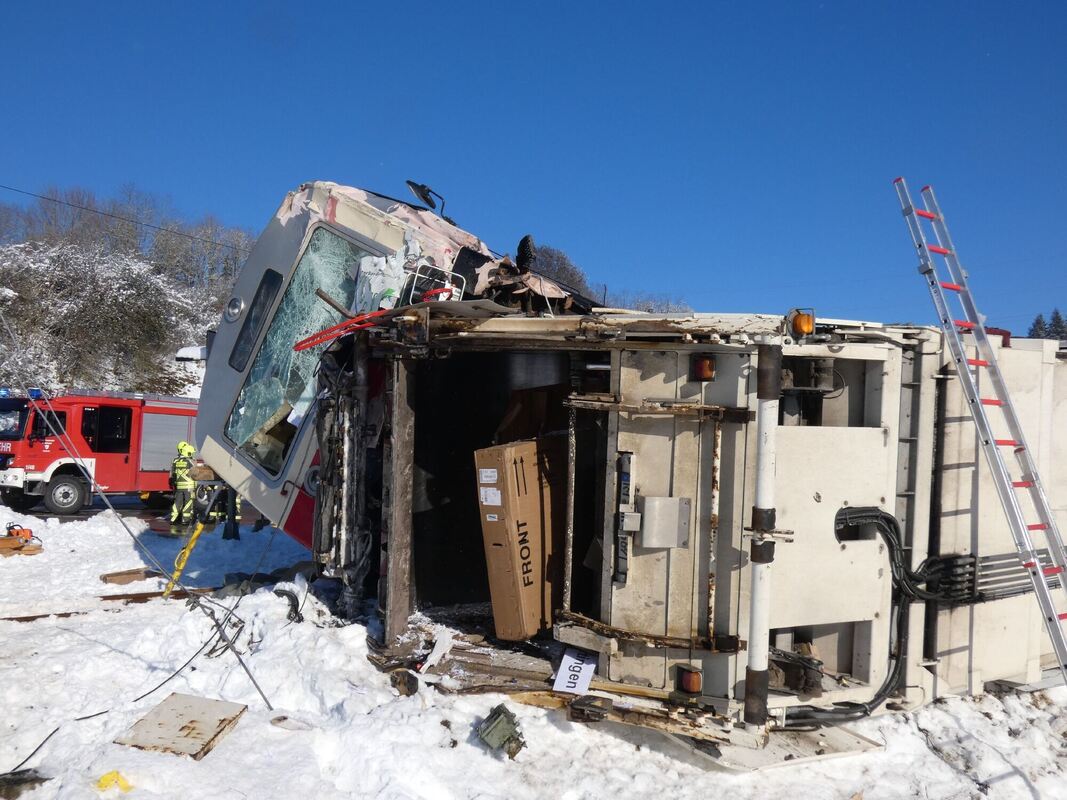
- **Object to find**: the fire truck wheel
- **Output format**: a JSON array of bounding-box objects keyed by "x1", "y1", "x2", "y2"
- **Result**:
[
  {"x1": 0, "y1": 488, "x2": 40, "y2": 512},
  {"x1": 43, "y1": 476, "x2": 88, "y2": 514}
]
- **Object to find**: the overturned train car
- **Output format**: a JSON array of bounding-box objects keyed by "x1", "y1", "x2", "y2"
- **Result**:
[{"x1": 197, "y1": 182, "x2": 1067, "y2": 750}]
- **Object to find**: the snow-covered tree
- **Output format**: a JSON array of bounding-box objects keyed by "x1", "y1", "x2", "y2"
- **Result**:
[{"x1": 0, "y1": 242, "x2": 211, "y2": 393}]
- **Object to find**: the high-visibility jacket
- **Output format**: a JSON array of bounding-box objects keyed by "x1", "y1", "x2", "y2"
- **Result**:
[{"x1": 171, "y1": 456, "x2": 194, "y2": 490}]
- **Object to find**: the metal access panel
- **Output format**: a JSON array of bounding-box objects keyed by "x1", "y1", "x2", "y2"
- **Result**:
[
  {"x1": 935, "y1": 338, "x2": 1063, "y2": 692},
  {"x1": 140, "y1": 412, "x2": 194, "y2": 471},
  {"x1": 605, "y1": 347, "x2": 751, "y2": 690},
  {"x1": 637, "y1": 496, "x2": 691, "y2": 548}
]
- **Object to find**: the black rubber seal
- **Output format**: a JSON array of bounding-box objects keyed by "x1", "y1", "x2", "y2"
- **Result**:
[
  {"x1": 750, "y1": 538, "x2": 776, "y2": 564},
  {"x1": 756, "y1": 344, "x2": 783, "y2": 400},
  {"x1": 744, "y1": 667, "x2": 769, "y2": 725}
]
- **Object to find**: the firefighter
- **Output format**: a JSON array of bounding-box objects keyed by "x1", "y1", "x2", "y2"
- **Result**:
[{"x1": 169, "y1": 441, "x2": 196, "y2": 531}]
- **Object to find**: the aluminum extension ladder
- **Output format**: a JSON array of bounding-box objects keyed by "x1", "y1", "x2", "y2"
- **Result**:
[{"x1": 894, "y1": 178, "x2": 1067, "y2": 684}]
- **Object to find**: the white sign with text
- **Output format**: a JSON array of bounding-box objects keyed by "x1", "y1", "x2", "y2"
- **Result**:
[{"x1": 552, "y1": 648, "x2": 596, "y2": 695}]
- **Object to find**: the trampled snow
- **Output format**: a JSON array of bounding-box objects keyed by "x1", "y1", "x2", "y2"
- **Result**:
[{"x1": 2, "y1": 508, "x2": 1066, "y2": 799}]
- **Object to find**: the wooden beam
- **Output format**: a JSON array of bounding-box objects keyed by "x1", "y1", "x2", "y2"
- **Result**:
[{"x1": 384, "y1": 359, "x2": 416, "y2": 643}]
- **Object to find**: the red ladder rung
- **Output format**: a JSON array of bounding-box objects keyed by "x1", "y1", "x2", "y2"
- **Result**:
[
  {"x1": 967, "y1": 358, "x2": 989, "y2": 367},
  {"x1": 1045, "y1": 566, "x2": 1065, "y2": 577},
  {"x1": 955, "y1": 320, "x2": 976, "y2": 329},
  {"x1": 1058, "y1": 612, "x2": 1067, "y2": 621},
  {"x1": 1028, "y1": 523, "x2": 1049, "y2": 531},
  {"x1": 995, "y1": 439, "x2": 1021, "y2": 447},
  {"x1": 940, "y1": 281, "x2": 963, "y2": 292},
  {"x1": 980, "y1": 398, "x2": 1004, "y2": 406},
  {"x1": 915, "y1": 209, "x2": 937, "y2": 220},
  {"x1": 928, "y1": 245, "x2": 953, "y2": 255},
  {"x1": 1013, "y1": 480, "x2": 1035, "y2": 488}
]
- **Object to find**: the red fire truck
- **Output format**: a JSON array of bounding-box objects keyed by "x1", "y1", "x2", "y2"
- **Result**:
[{"x1": 0, "y1": 390, "x2": 198, "y2": 514}]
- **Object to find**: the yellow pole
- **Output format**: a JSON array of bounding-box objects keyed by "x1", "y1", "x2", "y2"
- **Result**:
[{"x1": 164, "y1": 522, "x2": 206, "y2": 598}]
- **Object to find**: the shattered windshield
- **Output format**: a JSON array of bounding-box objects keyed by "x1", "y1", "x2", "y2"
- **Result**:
[
  {"x1": 0, "y1": 401, "x2": 28, "y2": 440},
  {"x1": 224, "y1": 227, "x2": 371, "y2": 474}
]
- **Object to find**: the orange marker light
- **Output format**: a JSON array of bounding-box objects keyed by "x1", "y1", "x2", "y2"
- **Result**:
[
  {"x1": 690, "y1": 355, "x2": 717, "y2": 382},
  {"x1": 792, "y1": 312, "x2": 815, "y2": 337},
  {"x1": 678, "y1": 665, "x2": 703, "y2": 694}
]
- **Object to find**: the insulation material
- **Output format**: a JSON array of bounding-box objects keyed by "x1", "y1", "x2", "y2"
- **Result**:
[
  {"x1": 329, "y1": 184, "x2": 491, "y2": 270},
  {"x1": 275, "y1": 186, "x2": 312, "y2": 226},
  {"x1": 354, "y1": 232, "x2": 421, "y2": 312}
]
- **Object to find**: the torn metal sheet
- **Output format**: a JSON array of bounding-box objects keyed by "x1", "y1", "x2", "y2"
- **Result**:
[{"x1": 115, "y1": 692, "x2": 246, "y2": 760}]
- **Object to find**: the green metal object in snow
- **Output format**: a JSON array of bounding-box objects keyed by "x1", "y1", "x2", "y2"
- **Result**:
[{"x1": 476, "y1": 704, "x2": 525, "y2": 759}]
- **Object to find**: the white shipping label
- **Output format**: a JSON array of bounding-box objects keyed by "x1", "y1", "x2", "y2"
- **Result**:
[
  {"x1": 552, "y1": 648, "x2": 597, "y2": 695},
  {"x1": 479, "y1": 487, "x2": 502, "y2": 506},
  {"x1": 485, "y1": 514, "x2": 499, "y2": 522},
  {"x1": 479, "y1": 468, "x2": 498, "y2": 484}
]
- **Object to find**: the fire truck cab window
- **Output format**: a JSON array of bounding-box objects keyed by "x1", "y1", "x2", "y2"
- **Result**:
[
  {"x1": 81, "y1": 406, "x2": 132, "y2": 453},
  {"x1": 225, "y1": 227, "x2": 369, "y2": 475},
  {"x1": 0, "y1": 401, "x2": 28, "y2": 439},
  {"x1": 31, "y1": 410, "x2": 67, "y2": 438}
]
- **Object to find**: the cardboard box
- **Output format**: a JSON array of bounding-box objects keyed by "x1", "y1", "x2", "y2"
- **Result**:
[{"x1": 474, "y1": 437, "x2": 565, "y2": 640}]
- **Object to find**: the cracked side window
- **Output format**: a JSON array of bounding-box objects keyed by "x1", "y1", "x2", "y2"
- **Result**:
[{"x1": 224, "y1": 227, "x2": 367, "y2": 474}]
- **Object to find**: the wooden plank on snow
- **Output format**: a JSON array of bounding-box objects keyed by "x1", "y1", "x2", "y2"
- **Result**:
[{"x1": 114, "y1": 692, "x2": 246, "y2": 760}]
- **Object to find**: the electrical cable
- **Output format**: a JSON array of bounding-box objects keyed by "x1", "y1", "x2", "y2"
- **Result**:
[
  {"x1": 0, "y1": 183, "x2": 250, "y2": 253},
  {"x1": 781, "y1": 508, "x2": 958, "y2": 726},
  {"x1": 0, "y1": 308, "x2": 277, "y2": 726},
  {"x1": 1, "y1": 524, "x2": 282, "y2": 774}
]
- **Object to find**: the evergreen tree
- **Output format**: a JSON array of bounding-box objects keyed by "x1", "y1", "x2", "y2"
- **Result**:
[
  {"x1": 1029, "y1": 313, "x2": 1049, "y2": 338},
  {"x1": 1050, "y1": 308, "x2": 1067, "y2": 341}
]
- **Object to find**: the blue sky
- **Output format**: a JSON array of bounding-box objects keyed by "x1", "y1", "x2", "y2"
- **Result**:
[{"x1": 2, "y1": 1, "x2": 1065, "y2": 328}]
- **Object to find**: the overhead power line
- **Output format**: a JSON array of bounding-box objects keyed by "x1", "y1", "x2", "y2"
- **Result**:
[{"x1": 0, "y1": 182, "x2": 251, "y2": 253}]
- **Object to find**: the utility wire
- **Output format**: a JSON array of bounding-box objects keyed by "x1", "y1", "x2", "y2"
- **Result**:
[
  {"x1": 0, "y1": 308, "x2": 276, "y2": 708},
  {"x1": 0, "y1": 183, "x2": 250, "y2": 253}
]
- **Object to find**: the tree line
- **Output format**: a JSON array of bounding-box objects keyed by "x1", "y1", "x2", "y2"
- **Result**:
[
  {"x1": 0, "y1": 185, "x2": 253, "y2": 394},
  {"x1": 1028, "y1": 309, "x2": 1067, "y2": 341},
  {"x1": 0, "y1": 185, "x2": 692, "y2": 395}
]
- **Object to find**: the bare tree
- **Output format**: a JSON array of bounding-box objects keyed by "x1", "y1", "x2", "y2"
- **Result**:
[
  {"x1": 530, "y1": 243, "x2": 592, "y2": 297},
  {"x1": 604, "y1": 288, "x2": 692, "y2": 313}
]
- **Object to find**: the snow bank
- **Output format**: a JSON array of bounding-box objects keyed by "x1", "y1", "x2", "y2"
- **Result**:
[{"x1": 2, "y1": 509, "x2": 1067, "y2": 799}]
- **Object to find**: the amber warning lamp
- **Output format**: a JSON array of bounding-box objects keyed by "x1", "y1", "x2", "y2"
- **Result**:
[
  {"x1": 788, "y1": 307, "x2": 816, "y2": 339},
  {"x1": 689, "y1": 354, "x2": 717, "y2": 382}
]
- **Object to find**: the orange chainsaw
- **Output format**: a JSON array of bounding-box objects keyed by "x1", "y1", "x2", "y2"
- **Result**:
[{"x1": 4, "y1": 522, "x2": 35, "y2": 543}]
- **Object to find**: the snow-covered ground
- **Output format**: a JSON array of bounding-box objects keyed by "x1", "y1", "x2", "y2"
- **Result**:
[{"x1": 2, "y1": 508, "x2": 1067, "y2": 799}]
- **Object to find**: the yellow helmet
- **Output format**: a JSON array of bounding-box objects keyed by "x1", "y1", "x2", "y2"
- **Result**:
[{"x1": 177, "y1": 441, "x2": 195, "y2": 457}]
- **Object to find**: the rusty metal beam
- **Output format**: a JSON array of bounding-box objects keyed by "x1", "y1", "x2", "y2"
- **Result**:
[{"x1": 555, "y1": 609, "x2": 743, "y2": 653}]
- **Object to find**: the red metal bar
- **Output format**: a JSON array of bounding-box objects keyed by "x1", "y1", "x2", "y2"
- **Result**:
[
  {"x1": 1013, "y1": 480, "x2": 1035, "y2": 488},
  {"x1": 956, "y1": 320, "x2": 976, "y2": 329},
  {"x1": 940, "y1": 281, "x2": 963, "y2": 291},
  {"x1": 1058, "y1": 612, "x2": 1067, "y2": 621},
  {"x1": 995, "y1": 439, "x2": 1020, "y2": 447},
  {"x1": 927, "y1": 245, "x2": 952, "y2": 255},
  {"x1": 292, "y1": 309, "x2": 389, "y2": 352},
  {"x1": 420, "y1": 287, "x2": 454, "y2": 301},
  {"x1": 1028, "y1": 523, "x2": 1049, "y2": 531},
  {"x1": 915, "y1": 209, "x2": 937, "y2": 220},
  {"x1": 1045, "y1": 566, "x2": 1065, "y2": 577},
  {"x1": 967, "y1": 358, "x2": 989, "y2": 367},
  {"x1": 980, "y1": 399, "x2": 1004, "y2": 406}
]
